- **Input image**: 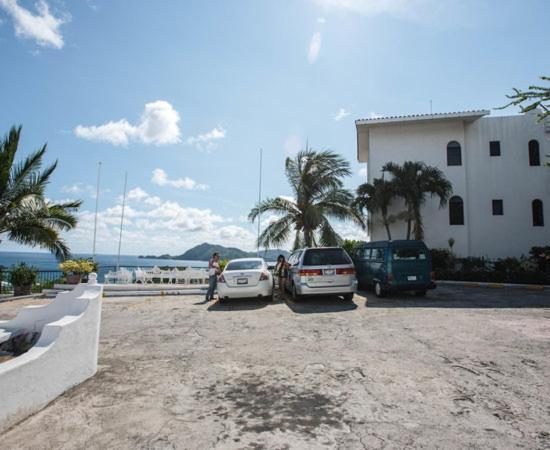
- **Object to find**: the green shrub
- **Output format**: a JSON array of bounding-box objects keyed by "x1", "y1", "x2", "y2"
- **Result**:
[
  {"x1": 430, "y1": 248, "x2": 455, "y2": 271},
  {"x1": 59, "y1": 258, "x2": 96, "y2": 275},
  {"x1": 460, "y1": 257, "x2": 490, "y2": 272},
  {"x1": 8, "y1": 263, "x2": 37, "y2": 287},
  {"x1": 218, "y1": 259, "x2": 229, "y2": 272},
  {"x1": 432, "y1": 249, "x2": 550, "y2": 285},
  {"x1": 530, "y1": 246, "x2": 550, "y2": 272},
  {"x1": 342, "y1": 239, "x2": 364, "y2": 256}
]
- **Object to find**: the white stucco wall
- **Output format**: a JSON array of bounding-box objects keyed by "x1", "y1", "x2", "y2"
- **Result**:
[
  {"x1": 464, "y1": 114, "x2": 549, "y2": 257},
  {"x1": 358, "y1": 112, "x2": 550, "y2": 258},
  {"x1": 0, "y1": 275, "x2": 103, "y2": 433}
]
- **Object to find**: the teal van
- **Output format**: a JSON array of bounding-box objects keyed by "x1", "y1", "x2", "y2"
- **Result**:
[{"x1": 351, "y1": 240, "x2": 436, "y2": 297}]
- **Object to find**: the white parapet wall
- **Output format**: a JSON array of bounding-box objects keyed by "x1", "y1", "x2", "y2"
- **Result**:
[{"x1": 0, "y1": 274, "x2": 103, "y2": 433}]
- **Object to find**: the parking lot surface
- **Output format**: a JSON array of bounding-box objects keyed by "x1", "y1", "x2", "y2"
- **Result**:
[{"x1": 0, "y1": 286, "x2": 549, "y2": 449}]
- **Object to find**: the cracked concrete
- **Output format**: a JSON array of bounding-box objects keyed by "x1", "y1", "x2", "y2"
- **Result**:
[{"x1": 0, "y1": 286, "x2": 549, "y2": 449}]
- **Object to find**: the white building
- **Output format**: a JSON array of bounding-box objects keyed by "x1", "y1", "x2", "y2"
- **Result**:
[{"x1": 356, "y1": 110, "x2": 550, "y2": 258}]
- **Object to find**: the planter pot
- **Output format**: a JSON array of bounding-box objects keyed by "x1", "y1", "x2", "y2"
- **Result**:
[
  {"x1": 14, "y1": 285, "x2": 32, "y2": 296},
  {"x1": 66, "y1": 274, "x2": 82, "y2": 285}
]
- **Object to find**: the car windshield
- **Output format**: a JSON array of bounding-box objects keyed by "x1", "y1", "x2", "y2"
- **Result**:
[
  {"x1": 225, "y1": 260, "x2": 263, "y2": 271},
  {"x1": 392, "y1": 247, "x2": 427, "y2": 261},
  {"x1": 302, "y1": 249, "x2": 352, "y2": 266}
]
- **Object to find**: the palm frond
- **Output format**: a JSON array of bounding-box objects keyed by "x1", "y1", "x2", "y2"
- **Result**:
[
  {"x1": 257, "y1": 214, "x2": 293, "y2": 249},
  {"x1": 317, "y1": 218, "x2": 343, "y2": 247}
]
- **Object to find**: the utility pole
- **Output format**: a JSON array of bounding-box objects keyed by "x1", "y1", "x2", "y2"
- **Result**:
[
  {"x1": 257, "y1": 148, "x2": 263, "y2": 257},
  {"x1": 116, "y1": 172, "x2": 128, "y2": 270},
  {"x1": 92, "y1": 161, "x2": 101, "y2": 261}
]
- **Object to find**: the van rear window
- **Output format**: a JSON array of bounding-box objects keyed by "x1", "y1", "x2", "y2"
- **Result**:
[
  {"x1": 392, "y1": 247, "x2": 427, "y2": 261},
  {"x1": 303, "y1": 249, "x2": 352, "y2": 266}
]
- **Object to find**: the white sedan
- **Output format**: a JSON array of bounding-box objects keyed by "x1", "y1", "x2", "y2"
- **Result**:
[{"x1": 217, "y1": 258, "x2": 274, "y2": 301}]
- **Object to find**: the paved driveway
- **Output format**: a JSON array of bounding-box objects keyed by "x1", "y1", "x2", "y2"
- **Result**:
[{"x1": 1, "y1": 286, "x2": 549, "y2": 449}]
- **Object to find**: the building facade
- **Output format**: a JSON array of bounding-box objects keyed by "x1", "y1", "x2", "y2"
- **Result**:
[{"x1": 356, "y1": 110, "x2": 549, "y2": 258}]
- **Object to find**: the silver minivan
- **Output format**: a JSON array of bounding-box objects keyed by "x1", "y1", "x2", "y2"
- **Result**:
[{"x1": 285, "y1": 247, "x2": 357, "y2": 301}]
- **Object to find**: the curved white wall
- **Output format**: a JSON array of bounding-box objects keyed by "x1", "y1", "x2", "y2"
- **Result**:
[{"x1": 0, "y1": 275, "x2": 103, "y2": 433}]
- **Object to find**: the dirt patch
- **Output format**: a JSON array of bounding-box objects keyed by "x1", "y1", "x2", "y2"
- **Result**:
[{"x1": 196, "y1": 372, "x2": 347, "y2": 436}]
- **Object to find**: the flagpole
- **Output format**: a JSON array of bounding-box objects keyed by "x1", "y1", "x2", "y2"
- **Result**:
[
  {"x1": 116, "y1": 172, "x2": 128, "y2": 270},
  {"x1": 257, "y1": 148, "x2": 263, "y2": 257},
  {"x1": 92, "y1": 161, "x2": 101, "y2": 261}
]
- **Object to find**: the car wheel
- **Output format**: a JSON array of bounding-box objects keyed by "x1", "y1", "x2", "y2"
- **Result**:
[
  {"x1": 414, "y1": 290, "x2": 427, "y2": 297},
  {"x1": 342, "y1": 293, "x2": 354, "y2": 301},
  {"x1": 374, "y1": 282, "x2": 385, "y2": 298},
  {"x1": 292, "y1": 283, "x2": 302, "y2": 302},
  {"x1": 219, "y1": 297, "x2": 226, "y2": 304}
]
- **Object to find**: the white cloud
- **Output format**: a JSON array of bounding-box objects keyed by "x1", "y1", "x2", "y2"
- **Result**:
[
  {"x1": 334, "y1": 108, "x2": 350, "y2": 121},
  {"x1": 186, "y1": 127, "x2": 226, "y2": 150},
  {"x1": 125, "y1": 187, "x2": 161, "y2": 206},
  {"x1": 216, "y1": 225, "x2": 255, "y2": 242},
  {"x1": 333, "y1": 220, "x2": 367, "y2": 241},
  {"x1": 317, "y1": 17, "x2": 326, "y2": 23},
  {"x1": 61, "y1": 183, "x2": 87, "y2": 195},
  {"x1": 75, "y1": 100, "x2": 181, "y2": 146},
  {"x1": 308, "y1": 32, "x2": 322, "y2": 64},
  {"x1": 60, "y1": 182, "x2": 105, "y2": 198},
  {"x1": 0, "y1": 0, "x2": 67, "y2": 48},
  {"x1": 63, "y1": 194, "x2": 260, "y2": 255},
  {"x1": 358, "y1": 166, "x2": 367, "y2": 177},
  {"x1": 278, "y1": 195, "x2": 296, "y2": 203},
  {"x1": 151, "y1": 168, "x2": 209, "y2": 191},
  {"x1": 283, "y1": 134, "x2": 302, "y2": 157}
]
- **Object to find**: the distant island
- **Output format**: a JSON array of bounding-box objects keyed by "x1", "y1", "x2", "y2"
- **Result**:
[{"x1": 139, "y1": 242, "x2": 290, "y2": 261}]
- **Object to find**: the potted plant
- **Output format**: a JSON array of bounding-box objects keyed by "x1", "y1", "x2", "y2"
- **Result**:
[
  {"x1": 59, "y1": 259, "x2": 96, "y2": 284},
  {"x1": 9, "y1": 263, "x2": 38, "y2": 296}
]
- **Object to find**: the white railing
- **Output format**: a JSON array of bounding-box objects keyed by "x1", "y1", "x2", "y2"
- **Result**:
[{"x1": 104, "y1": 266, "x2": 209, "y2": 285}]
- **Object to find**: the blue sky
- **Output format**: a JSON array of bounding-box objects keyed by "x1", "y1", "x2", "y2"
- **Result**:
[{"x1": 0, "y1": 0, "x2": 548, "y2": 255}]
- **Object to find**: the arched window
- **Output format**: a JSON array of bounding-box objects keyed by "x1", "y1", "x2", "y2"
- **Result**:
[
  {"x1": 532, "y1": 199, "x2": 544, "y2": 227},
  {"x1": 449, "y1": 196, "x2": 464, "y2": 225},
  {"x1": 529, "y1": 140, "x2": 540, "y2": 166},
  {"x1": 447, "y1": 141, "x2": 462, "y2": 166}
]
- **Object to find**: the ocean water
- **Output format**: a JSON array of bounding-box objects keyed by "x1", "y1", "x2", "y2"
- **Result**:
[{"x1": 0, "y1": 251, "x2": 207, "y2": 271}]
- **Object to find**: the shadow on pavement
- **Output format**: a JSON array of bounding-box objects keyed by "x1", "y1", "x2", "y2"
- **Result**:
[
  {"x1": 284, "y1": 296, "x2": 358, "y2": 314},
  {"x1": 207, "y1": 297, "x2": 273, "y2": 312},
  {"x1": 361, "y1": 287, "x2": 550, "y2": 309}
]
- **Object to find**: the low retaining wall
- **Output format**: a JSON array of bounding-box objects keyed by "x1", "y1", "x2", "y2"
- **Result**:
[{"x1": 0, "y1": 274, "x2": 103, "y2": 433}]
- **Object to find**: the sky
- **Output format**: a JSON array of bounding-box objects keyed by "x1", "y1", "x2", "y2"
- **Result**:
[{"x1": 0, "y1": 0, "x2": 548, "y2": 255}]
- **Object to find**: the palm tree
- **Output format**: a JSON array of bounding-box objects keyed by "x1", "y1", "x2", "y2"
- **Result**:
[
  {"x1": 249, "y1": 148, "x2": 364, "y2": 250},
  {"x1": 383, "y1": 161, "x2": 452, "y2": 240},
  {"x1": 0, "y1": 126, "x2": 82, "y2": 260},
  {"x1": 353, "y1": 178, "x2": 397, "y2": 240}
]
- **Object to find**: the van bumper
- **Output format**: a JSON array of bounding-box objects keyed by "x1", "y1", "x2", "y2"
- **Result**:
[{"x1": 296, "y1": 280, "x2": 358, "y2": 296}]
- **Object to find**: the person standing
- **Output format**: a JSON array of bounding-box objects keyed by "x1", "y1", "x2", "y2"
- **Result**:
[
  {"x1": 275, "y1": 254, "x2": 289, "y2": 297},
  {"x1": 206, "y1": 252, "x2": 221, "y2": 301}
]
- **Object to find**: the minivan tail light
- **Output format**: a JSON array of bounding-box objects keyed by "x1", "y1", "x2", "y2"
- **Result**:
[
  {"x1": 336, "y1": 268, "x2": 356, "y2": 275},
  {"x1": 430, "y1": 271, "x2": 436, "y2": 281},
  {"x1": 218, "y1": 274, "x2": 226, "y2": 283},
  {"x1": 299, "y1": 269, "x2": 323, "y2": 276},
  {"x1": 387, "y1": 272, "x2": 394, "y2": 283},
  {"x1": 259, "y1": 271, "x2": 269, "y2": 281}
]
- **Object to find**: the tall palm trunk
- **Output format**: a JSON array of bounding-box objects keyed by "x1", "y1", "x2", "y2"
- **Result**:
[
  {"x1": 304, "y1": 227, "x2": 314, "y2": 247},
  {"x1": 384, "y1": 218, "x2": 392, "y2": 240},
  {"x1": 381, "y1": 207, "x2": 392, "y2": 240},
  {"x1": 405, "y1": 205, "x2": 413, "y2": 240},
  {"x1": 413, "y1": 207, "x2": 424, "y2": 240}
]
